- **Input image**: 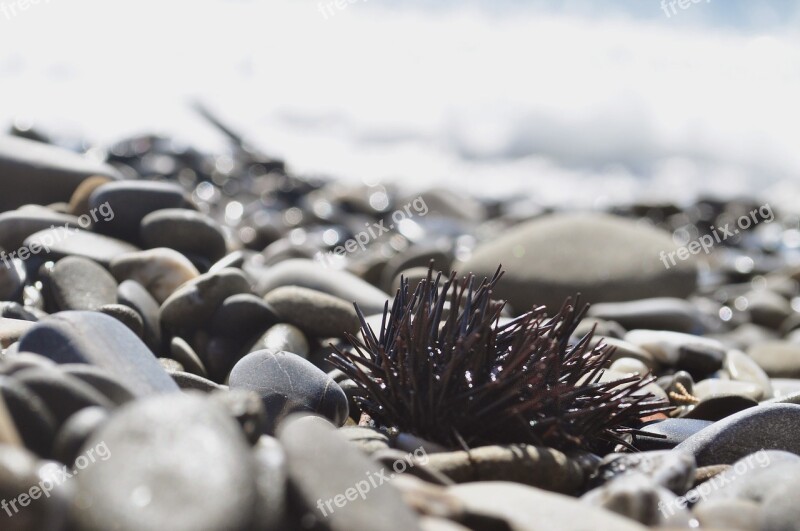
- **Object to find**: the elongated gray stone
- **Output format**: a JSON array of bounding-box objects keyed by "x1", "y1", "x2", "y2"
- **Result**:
[{"x1": 17, "y1": 311, "x2": 178, "y2": 396}]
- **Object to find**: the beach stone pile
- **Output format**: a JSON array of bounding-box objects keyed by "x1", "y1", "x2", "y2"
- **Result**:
[{"x1": 1, "y1": 132, "x2": 800, "y2": 530}]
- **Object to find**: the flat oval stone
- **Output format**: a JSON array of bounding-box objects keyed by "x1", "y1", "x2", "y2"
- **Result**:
[
  {"x1": 0, "y1": 207, "x2": 82, "y2": 251},
  {"x1": 625, "y1": 330, "x2": 726, "y2": 367},
  {"x1": 140, "y1": 208, "x2": 227, "y2": 263},
  {"x1": 747, "y1": 341, "x2": 800, "y2": 378},
  {"x1": 110, "y1": 248, "x2": 200, "y2": 304},
  {"x1": 674, "y1": 403, "x2": 800, "y2": 465},
  {"x1": 73, "y1": 393, "x2": 257, "y2": 531},
  {"x1": 18, "y1": 311, "x2": 178, "y2": 396},
  {"x1": 24, "y1": 227, "x2": 139, "y2": 267},
  {"x1": 591, "y1": 450, "x2": 696, "y2": 494},
  {"x1": 264, "y1": 286, "x2": 361, "y2": 338},
  {"x1": 159, "y1": 268, "x2": 251, "y2": 332},
  {"x1": 588, "y1": 298, "x2": 700, "y2": 333},
  {"x1": 229, "y1": 350, "x2": 348, "y2": 434},
  {"x1": 278, "y1": 414, "x2": 421, "y2": 531},
  {"x1": 745, "y1": 289, "x2": 792, "y2": 329},
  {"x1": 88, "y1": 180, "x2": 189, "y2": 244},
  {"x1": 455, "y1": 213, "x2": 697, "y2": 314},
  {"x1": 50, "y1": 256, "x2": 117, "y2": 311},
  {"x1": 52, "y1": 406, "x2": 109, "y2": 465},
  {"x1": 170, "y1": 370, "x2": 226, "y2": 393},
  {"x1": 0, "y1": 135, "x2": 122, "y2": 212},
  {"x1": 249, "y1": 258, "x2": 391, "y2": 315}
]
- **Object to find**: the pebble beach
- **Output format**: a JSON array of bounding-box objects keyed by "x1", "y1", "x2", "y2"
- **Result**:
[{"x1": 1, "y1": 120, "x2": 800, "y2": 531}]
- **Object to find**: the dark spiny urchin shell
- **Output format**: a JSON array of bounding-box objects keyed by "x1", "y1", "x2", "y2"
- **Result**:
[{"x1": 330, "y1": 266, "x2": 671, "y2": 452}]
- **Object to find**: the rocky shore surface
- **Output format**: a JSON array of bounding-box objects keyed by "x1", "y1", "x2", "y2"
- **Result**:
[{"x1": 1, "y1": 127, "x2": 798, "y2": 531}]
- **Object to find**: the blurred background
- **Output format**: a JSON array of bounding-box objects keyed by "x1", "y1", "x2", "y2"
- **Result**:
[{"x1": 1, "y1": 0, "x2": 799, "y2": 208}]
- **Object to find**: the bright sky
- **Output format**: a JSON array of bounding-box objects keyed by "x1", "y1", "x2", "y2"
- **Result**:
[{"x1": 1, "y1": 0, "x2": 799, "y2": 207}]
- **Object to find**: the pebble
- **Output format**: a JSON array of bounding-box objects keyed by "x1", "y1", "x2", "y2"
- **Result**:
[
  {"x1": 88, "y1": 180, "x2": 189, "y2": 244},
  {"x1": 624, "y1": 329, "x2": 726, "y2": 367},
  {"x1": 0, "y1": 135, "x2": 122, "y2": 211},
  {"x1": 0, "y1": 302, "x2": 43, "y2": 322},
  {"x1": 747, "y1": 340, "x2": 800, "y2": 378},
  {"x1": 169, "y1": 337, "x2": 208, "y2": 377},
  {"x1": 49, "y1": 256, "x2": 118, "y2": 311},
  {"x1": 110, "y1": 247, "x2": 200, "y2": 303},
  {"x1": 229, "y1": 350, "x2": 348, "y2": 434},
  {"x1": 455, "y1": 213, "x2": 697, "y2": 314},
  {"x1": 588, "y1": 297, "x2": 700, "y2": 333},
  {"x1": 51, "y1": 406, "x2": 109, "y2": 465},
  {"x1": 0, "y1": 260, "x2": 25, "y2": 303},
  {"x1": 684, "y1": 394, "x2": 758, "y2": 421},
  {"x1": 250, "y1": 258, "x2": 391, "y2": 315},
  {"x1": 67, "y1": 175, "x2": 112, "y2": 217},
  {"x1": 210, "y1": 293, "x2": 279, "y2": 339},
  {"x1": 117, "y1": 280, "x2": 162, "y2": 352},
  {"x1": 693, "y1": 379, "x2": 763, "y2": 401},
  {"x1": 447, "y1": 481, "x2": 647, "y2": 531},
  {"x1": 159, "y1": 268, "x2": 251, "y2": 332},
  {"x1": 248, "y1": 323, "x2": 310, "y2": 357},
  {"x1": 263, "y1": 285, "x2": 361, "y2": 338},
  {"x1": 674, "y1": 403, "x2": 800, "y2": 465},
  {"x1": 339, "y1": 426, "x2": 391, "y2": 454},
  {"x1": 24, "y1": 227, "x2": 139, "y2": 267},
  {"x1": 140, "y1": 208, "x2": 227, "y2": 263},
  {"x1": 18, "y1": 311, "x2": 178, "y2": 395},
  {"x1": 170, "y1": 370, "x2": 226, "y2": 393},
  {"x1": 0, "y1": 207, "x2": 82, "y2": 251},
  {"x1": 12, "y1": 367, "x2": 114, "y2": 429},
  {"x1": 744, "y1": 289, "x2": 792, "y2": 329},
  {"x1": 0, "y1": 375, "x2": 57, "y2": 456},
  {"x1": 99, "y1": 304, "x2": 145, "y2": 338},
  {"x1": 251, "y1": 435, "x2": 288, "y2": 530},
  {"x1": 73, "y1": 393, "x2": 258, "y2": 531},
  {"x1": 277, "y1": 414, "x2": 421, "y2": 531},
  {"x1": 724, "y1": 349, "x2": 774, "y2": 399}
]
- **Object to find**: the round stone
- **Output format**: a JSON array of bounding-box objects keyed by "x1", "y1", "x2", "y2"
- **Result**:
[
  {"x1": 73, "y1": 393, "x2": 258, "y2": 531},
  {"x1": 455, "y1": 213, "x2": 697, "y2": 314},
  {"x1": 140, "y1": 208, "x2": 227, "y2": 263},
  {"x1": 229, "y1": 350, "x2": 348, "y2": 434},
  {"x1": 263, "y1": 286, "x2": 361, "y2": 338},
  {"x1": 159, "y1": 268, "x2": 251, "y2": 332},
  {"x1": 49, "y1": 256, "x2": 118, "y2": 311}
]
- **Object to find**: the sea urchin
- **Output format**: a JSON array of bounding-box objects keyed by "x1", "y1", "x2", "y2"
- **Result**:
[{"x1": 331, "y1": 266, "x2": 670, "y2": 452}]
